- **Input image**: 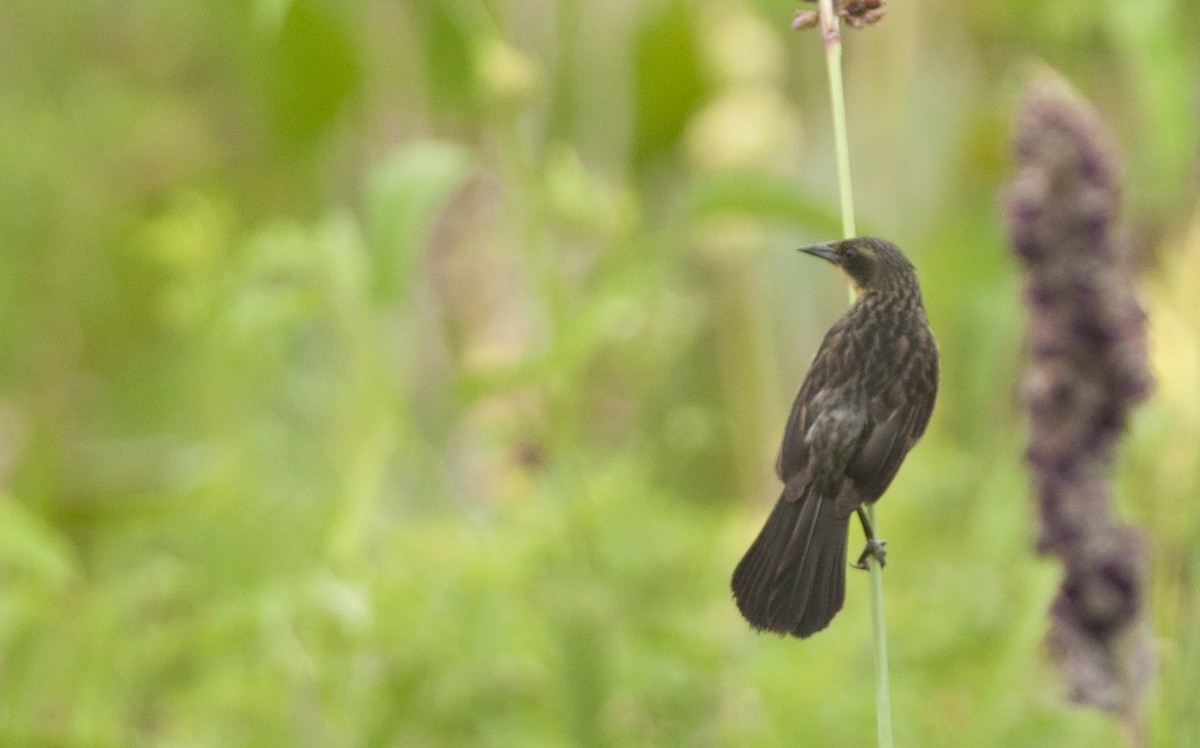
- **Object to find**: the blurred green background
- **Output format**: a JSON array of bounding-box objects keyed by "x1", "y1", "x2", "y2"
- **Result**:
[{"x1": 1, "y1": 0, "x2": 1198, "y2": 745}]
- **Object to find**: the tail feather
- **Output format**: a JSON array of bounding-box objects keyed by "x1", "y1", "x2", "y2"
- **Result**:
[{"x1": 731, "y1": 491, "x2": 850, "y2": 638}]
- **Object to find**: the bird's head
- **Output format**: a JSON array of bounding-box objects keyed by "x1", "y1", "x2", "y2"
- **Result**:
[{"x1": 797, "y1": 236, "x2": 918, "y2": 295}]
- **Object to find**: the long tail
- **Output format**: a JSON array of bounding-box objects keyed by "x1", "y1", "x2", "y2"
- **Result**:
[{"x1": 731, "y1": 490, "x2": 850, "y2": 638}]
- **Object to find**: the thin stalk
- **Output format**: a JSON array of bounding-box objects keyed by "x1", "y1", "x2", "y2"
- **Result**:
[
  {"x1": 814, "y1": 2, "x2": 893, "y2": 747},
  {"x1": 818, "y1": 8, "x2": 856, "y2": 240},
  {"x1": 864, "y1": 507, "x2": 892, "y2": 748}
]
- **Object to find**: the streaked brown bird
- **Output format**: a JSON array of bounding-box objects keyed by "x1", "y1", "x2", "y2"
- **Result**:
[{"x1": 732, "y1": 236, "x2": 939, "y2": 638}]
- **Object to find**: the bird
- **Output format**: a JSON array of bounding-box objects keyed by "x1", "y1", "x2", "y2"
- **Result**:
[{"x1": 731, "y1": 236, "x2": 939, "y2": 638}]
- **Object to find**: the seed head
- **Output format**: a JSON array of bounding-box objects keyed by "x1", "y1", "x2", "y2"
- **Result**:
[{"x1": 1006, "y1": 76, "x2": 1154, "y2": 716}]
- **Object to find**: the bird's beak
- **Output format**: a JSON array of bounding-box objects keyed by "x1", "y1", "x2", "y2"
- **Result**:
[{"x1": 797, "y1": 241, "x2": 841, "y2": 265}]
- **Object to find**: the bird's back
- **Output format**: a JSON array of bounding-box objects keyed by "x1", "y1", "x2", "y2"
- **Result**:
[{"x1": 776, "y1": 288, "x2": 938, "y2": 515}]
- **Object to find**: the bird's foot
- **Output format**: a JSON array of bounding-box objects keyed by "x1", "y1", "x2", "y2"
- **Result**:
[{"x1": 852, "y1": 539, "x2": 887, "y2": 570}]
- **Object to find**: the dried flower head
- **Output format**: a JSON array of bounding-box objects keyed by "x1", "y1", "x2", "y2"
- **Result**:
[
  {"x1": 794, "y1": 0, "x2": 887, "y2": 31},
  {"x1": 1006, "y1": 76, "x2": 1154, "y2": 717}
]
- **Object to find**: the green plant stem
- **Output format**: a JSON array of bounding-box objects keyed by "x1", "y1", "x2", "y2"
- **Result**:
[
  {"x1": 864, "y1": 508, "x2": 892, "y2": 748},
  {"x1": 814, "y1": 3, "x2": 893, "y2": 747},
  {"x1": 819, "y1": 16, "x2": 856, "y2": 240}
]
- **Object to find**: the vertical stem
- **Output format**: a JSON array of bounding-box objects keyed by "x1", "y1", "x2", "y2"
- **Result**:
[
  {"x1": 817, "y1": 2, "x2": 857, "y2": 240},
  {"x1": 865, "y1": 505, "x2": 892, "y2": 748},
  {"x1": 814, "y1": 3, "x2": 893, "y2": 747}
]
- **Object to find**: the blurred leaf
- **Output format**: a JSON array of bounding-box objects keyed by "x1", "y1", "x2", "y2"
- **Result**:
[
  {"x1": 0, "y1": 494, "x2": 79, "y2": 585},
  {"x1": 688, "y1": 170, "x2": 841, "y2": 232},
  {"x1": 253, "y1": 0, "x2": 295, "y2": 34},
  {"x1": 364, "y1": 140, "x2": 472, "y2": 300},
  {"x1": 264, "y1": 0, "x2": 361, "y2": 145},
  {"x1": 633, "y1": 2, "x2": 705, "y2": 163},
  {"x1": 422, "y1": 1, "x2": 482, "y2": 115}
]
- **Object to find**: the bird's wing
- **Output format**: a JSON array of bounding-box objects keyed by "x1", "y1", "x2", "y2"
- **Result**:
[
  {"x1": 775, "y1": 320, "x2": 872, "y2": 496},
  {"x1": 774, "y1": 325, "x2": 850, "y2": 484},
  {"x1": 839, "y1": 350, "x2": 938, "y2": 515}
]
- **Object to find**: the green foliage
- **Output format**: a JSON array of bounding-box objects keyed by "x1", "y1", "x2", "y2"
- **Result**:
[
  {"x1": 634, "y1": 2, "x2": 706, "y2": 162},
  {"x1": 0, "y1": 0, "x2": 1197, "y2": 745}
]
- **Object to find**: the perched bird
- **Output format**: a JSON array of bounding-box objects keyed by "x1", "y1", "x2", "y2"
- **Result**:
[{"x1": 731, "y1": 236, "x2": 939, "y2": 638}]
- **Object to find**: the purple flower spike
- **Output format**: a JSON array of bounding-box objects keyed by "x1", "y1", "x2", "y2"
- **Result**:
[{"x1": 1006, "y1": 77, "x2": 1154, "y2": 717}]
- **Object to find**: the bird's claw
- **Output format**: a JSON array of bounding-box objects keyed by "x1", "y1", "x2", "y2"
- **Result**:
[{"x1": 852, "y1": 539, "x2": 887, "y2": 570}]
